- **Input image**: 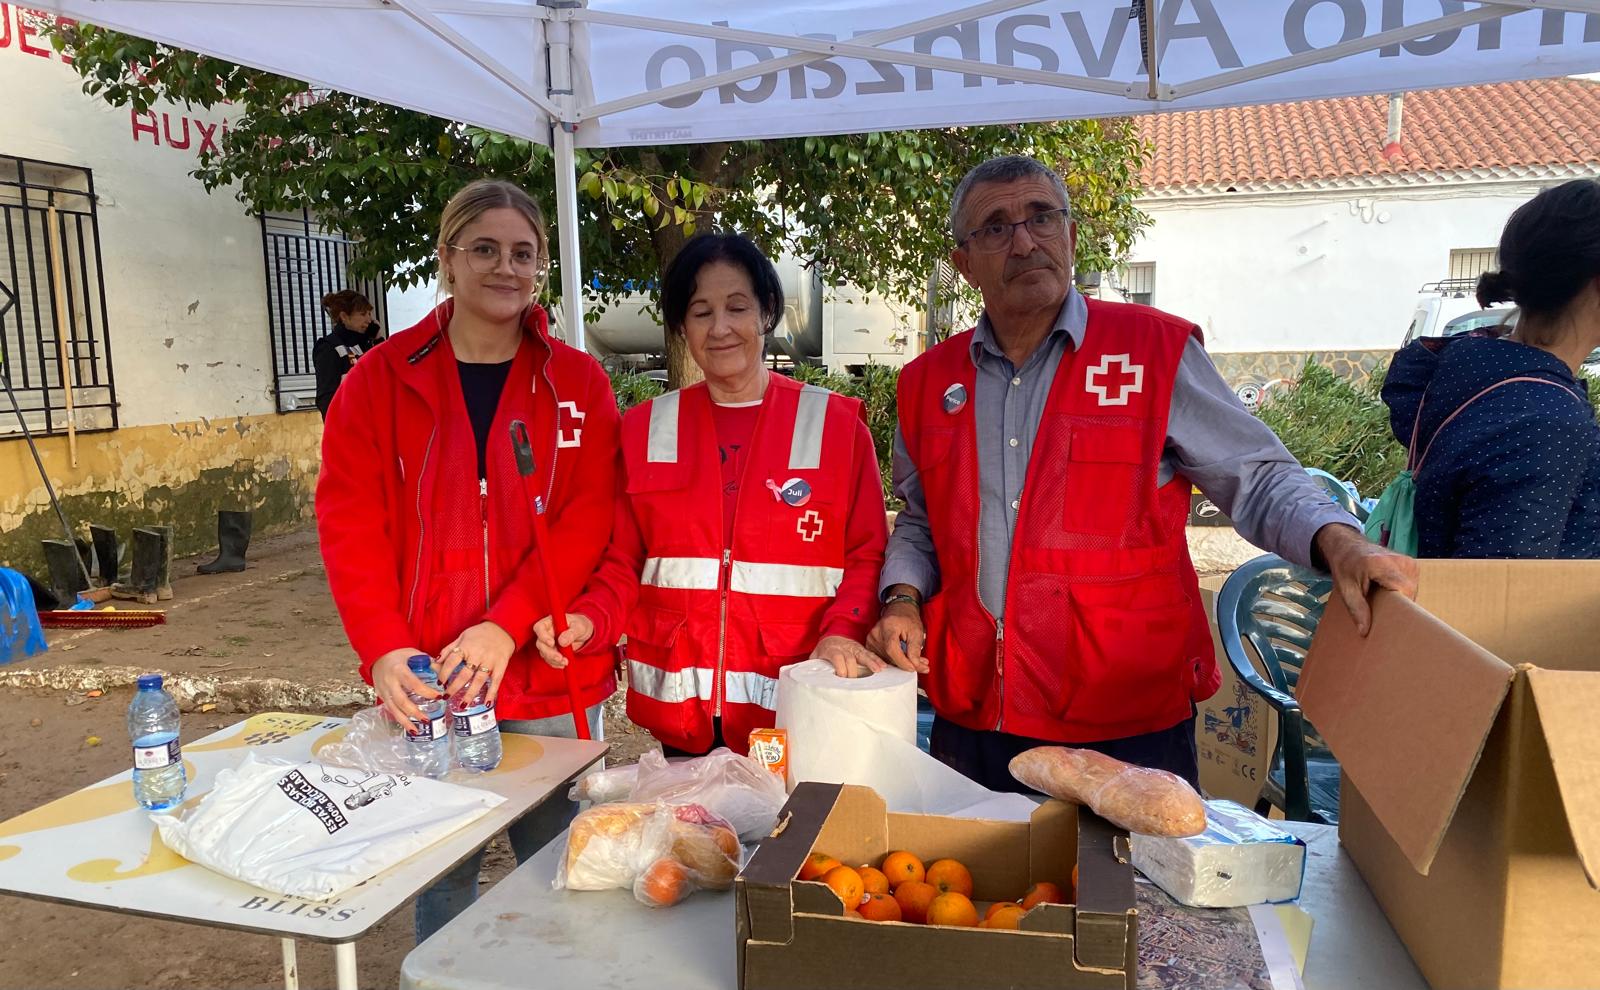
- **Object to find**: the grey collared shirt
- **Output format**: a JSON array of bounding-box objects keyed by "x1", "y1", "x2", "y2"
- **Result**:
[{"x1": 880, "y1": 289, "x2": 1355, "y2": 614}]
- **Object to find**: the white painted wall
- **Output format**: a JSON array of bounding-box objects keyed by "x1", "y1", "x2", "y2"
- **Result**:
[
  {"x1": 3, "y1": 14, "x2": 276, "y2": 427},
  {"x1": 1126, "y1": 179, "x2": 1596, "y2": 354}
]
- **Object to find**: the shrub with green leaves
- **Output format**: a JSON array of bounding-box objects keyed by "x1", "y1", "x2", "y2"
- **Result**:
[
  {"x1": 1256, "y1": 361, "x2": 1406, "y2": 498},
  {"x1": 610, "y1": 369, "x2": 665, "y2": 413},
  {"x1": 796, "y1": 363, "x2": 900, "y2": 506}
]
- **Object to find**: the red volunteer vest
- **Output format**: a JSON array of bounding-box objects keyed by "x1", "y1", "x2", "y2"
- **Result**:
[
  {"x1": 619, "y1": 375, "x2": 863, "y2": 754},
  {"x1": 900, "y1": 299, "x2": 1219, "y2": 743}
]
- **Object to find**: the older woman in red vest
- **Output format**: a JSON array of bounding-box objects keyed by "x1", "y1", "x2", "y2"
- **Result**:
[{"x1": 534, "y1": 233, "x2": 888, "y2": 756}]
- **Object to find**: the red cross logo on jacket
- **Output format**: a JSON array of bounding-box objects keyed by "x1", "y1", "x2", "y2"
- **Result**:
[
  {"x1": 1086, "y1": 354, "x2": 1144, "y2": 406},
  {"x1": 557, "y1": 401, "x2": 585, "y2": 448}
]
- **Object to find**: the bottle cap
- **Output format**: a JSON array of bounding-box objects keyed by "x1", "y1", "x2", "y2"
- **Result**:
[
  {"x1": 406, "y1": 654, "x2": 433, "y2": 673},
  {"x1": 137, "y1": 673, "x2": 163, "y2": 690}
]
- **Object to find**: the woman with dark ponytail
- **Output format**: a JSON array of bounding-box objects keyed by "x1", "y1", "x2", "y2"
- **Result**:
[{"x1": 1382, "y1": 179, "x2": 1600, "y2": 558}]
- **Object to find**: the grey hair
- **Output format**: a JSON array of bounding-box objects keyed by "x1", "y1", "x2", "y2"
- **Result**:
[{"x1": 948, "y1": 155, "x2": 1071, "y2": 241}]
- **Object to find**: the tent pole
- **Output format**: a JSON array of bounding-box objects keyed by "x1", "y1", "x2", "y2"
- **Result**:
[{"x1": 544, "y1": 4, "x2": 586, "y2": 352}]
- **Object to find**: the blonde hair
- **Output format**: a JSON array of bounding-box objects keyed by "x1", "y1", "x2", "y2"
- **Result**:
[{"x1": 437, "y1": 179, "x2": 550, "y2": 297}]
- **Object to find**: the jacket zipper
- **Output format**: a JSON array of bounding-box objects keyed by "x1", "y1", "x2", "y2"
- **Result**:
[
  {"x1": 539, "y1": 346, "x2": 560, "y2": 506},
  {"x1": 480, "y1": 477, "x2": 491, "y2": 612},
  {"x1": 715, "y1": 548, "x2": 731, "y2": 716},
  {"x1": 405, "y1": 427, "x2": 437, "y2": 624},
  {"x1": 972, "y1": 486, "x2": 1005, "y2": 732}
]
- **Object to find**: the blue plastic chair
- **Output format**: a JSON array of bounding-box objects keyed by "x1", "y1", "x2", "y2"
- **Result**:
[
  {"x1": 1215, "y1": 553, "x2": 1340, "y2": 823},
  {"x1": 1305, "y1": 467, "x2": 1367, "y2": 524}
]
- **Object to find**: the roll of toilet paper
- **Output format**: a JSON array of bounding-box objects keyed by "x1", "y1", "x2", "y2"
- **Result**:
[
  {"x1": 776, "y1": 659, "x2": 918, "y2": 744},
  {"x1": 774, "y1": 659, "x2": 1017, "y2": 816}
]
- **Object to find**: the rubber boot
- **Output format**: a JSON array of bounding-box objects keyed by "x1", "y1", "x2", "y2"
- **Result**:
[
  {"x1": 112, "y1": 528, "x2": 163, "y2": 604},
  {"x1": 89, "y1": 525, "x2": 119, "y2": 587},
  {"x1": 154, "y1": 524, "x2": 174, "y2": 601},
  {"x1": 41, "y1": 539, "x2": 88, "y2": 606},
  {"x1": 196, "y1": 510, "x2": 251, "y2": 575}
]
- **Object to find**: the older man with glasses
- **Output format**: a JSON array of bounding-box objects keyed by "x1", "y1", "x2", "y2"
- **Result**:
[{"x1": 868, "y1": 154, "x2": 1417, "y2": 792}]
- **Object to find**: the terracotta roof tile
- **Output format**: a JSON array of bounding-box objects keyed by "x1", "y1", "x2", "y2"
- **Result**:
[{"x1": 1136, "y1": 79, "x2": 1600, "y2": 191}]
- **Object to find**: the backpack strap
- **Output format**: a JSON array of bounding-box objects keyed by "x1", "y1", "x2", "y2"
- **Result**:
[{"x1": 1413, "y1": 376, "x2": 1582, "y2": 475}]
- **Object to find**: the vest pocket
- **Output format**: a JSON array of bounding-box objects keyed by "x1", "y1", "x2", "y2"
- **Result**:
[
  {"x1": 1057, "y1": 589, "x2": 1193, "y2": 730},
  {"x1": 756, "y1": 620, "x2": 819, "y2": 671},
  {"x1": 920, "y1": 591, "x2": 992, "y2": 721},
  {"x1": 1062, "y1": 425, "x2": 1148, "y2": 536}
]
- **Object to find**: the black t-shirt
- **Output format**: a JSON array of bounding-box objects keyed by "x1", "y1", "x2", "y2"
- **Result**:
[{"x1": 457, "y1": 359, "x2": 514, "y2": 479}]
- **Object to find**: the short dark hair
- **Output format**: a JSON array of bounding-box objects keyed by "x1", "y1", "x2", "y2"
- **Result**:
[
  {"x1": 1477, "y1": 179, "x2": 1600, "y2": 343},
  {"x1": 660, "y1": 233, "x2": 784, "y2": 337},
  {"x1": 949, "y1": 155, "x2": 1071, "y2": 240}
]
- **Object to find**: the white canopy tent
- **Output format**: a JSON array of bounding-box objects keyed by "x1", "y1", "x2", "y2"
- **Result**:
[{"x1": 36, "y1": 0, "x2": 1600, "y2": 349}]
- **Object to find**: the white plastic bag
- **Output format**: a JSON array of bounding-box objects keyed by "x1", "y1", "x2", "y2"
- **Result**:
[
  {"x1": 568, "y1": 748, "x2": 785, "y2": 842},
  {"x1": 315, "y1": 705, "x2": 430, "y2": 776},
  {"x1": 155, "y1": 753, "x2": 504, "y2": 900}
]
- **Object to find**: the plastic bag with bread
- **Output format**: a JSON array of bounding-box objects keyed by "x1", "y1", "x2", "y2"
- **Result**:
[
  {"x1": 1009, "y1": 746, "x2": 1206, "y2": 837},
  {"x1": 556, "y1": 800, "x2": 741, "y2": 907}
]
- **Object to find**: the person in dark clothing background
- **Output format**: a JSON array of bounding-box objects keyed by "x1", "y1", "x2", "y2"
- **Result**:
[
  {"x1": 1383, "y1": 179, "x2": 1600, "y2": 559},
  {"x1": 312, "y1": 289, "x2": 383, "y2": 418}
]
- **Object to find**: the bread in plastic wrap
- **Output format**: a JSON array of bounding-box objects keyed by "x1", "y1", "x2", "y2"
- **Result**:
[
  {"x1": 1129, "y1": 799, "x2": 1307, "y2": 907},
  {"x1": 1008, "y1": 746, "x2": 1207, "y2": 837}
]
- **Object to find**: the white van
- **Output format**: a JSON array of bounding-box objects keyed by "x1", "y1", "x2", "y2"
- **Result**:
[{"x1": 1401, "y1": 279, "x2": 1515, "y2": 346}]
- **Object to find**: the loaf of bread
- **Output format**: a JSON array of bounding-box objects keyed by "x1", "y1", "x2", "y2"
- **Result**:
[{"x1": 1009, "y1": 747, "x2": 1207, "y2": 837}]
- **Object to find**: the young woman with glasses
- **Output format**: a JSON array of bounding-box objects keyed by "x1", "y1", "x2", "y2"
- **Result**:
[{"x1": 315, "y1": 179, "x2": 621, "y2": 940}]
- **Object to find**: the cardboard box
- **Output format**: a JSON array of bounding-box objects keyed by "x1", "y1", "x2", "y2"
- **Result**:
[
  {"x1": 1196, "y1": 580, "x2": 1278, "y2": 807},
  {"x1": 736, "y1": 783, "x2": 1137, "y2": 990},
  {"x1": 1299, "y1": 560, "x2": 1600, "y2": 989}
]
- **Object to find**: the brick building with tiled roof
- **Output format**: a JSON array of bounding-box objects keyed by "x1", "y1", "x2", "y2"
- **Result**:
[{"x1": 1117, "y1": 80, "x2": 1600, "y2": 389}]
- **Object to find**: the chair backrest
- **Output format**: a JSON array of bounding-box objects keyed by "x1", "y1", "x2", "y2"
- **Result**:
[
  {"x1": 1215, "y1": 554, "x2": 1332, "y2": 700},
  {"x1": 1304, "y1": 467, "x2": 1366, "y2": 523}
]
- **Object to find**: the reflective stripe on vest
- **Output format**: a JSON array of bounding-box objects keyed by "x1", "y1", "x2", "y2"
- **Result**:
[
  {"x1": 647, "y1": 390, "x2": 681, "y2": 463},
  {"x1": 628, "y1": 660, "x2": 780, "y2": 711},
  {"x1": 645, "y1": 384, "x2": 827, "y2": 470},
  {"x1": 642, "y1": 557, "x2": 843, "y2": 597},
  {"x1": 788, "y1": 384, "x2": 829, "y2": 470},
  {"x1": 640, "y1": 556, "x2": 720, "y2": 591},
  {"x1": 731, "y1": 560, "x2": 843, "y2": 598}
]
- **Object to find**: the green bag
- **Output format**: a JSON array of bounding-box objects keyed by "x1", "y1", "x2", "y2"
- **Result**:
[
  {"x1": 1365, "y1": 376, "x2": 1572, "y2": 557},
  {"x1": 1364, "y1": 469, "x2": 1418, "y2": 555}
]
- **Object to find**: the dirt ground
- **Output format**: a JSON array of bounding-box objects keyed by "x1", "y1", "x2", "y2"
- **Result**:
[{"x1": 0, "y1": 526, "x2": 658, "y2": 990}]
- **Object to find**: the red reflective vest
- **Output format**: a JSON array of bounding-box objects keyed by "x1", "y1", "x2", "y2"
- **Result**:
[
  {"x1": 618, "y1": 375, "x2": 865, "y2": 754},
  {"x1": 900, "y1": 299, "x2": 1219, "y2": 744}
]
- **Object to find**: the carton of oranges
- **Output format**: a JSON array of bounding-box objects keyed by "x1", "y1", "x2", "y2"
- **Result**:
[{"x1": 796, "y1": 848, "x2": 1076, "y2": 929}]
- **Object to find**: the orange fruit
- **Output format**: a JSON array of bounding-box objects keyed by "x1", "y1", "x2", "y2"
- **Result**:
[
  {"x1": 822, "y1": 865, "x2": 866, "y2": 910},
  {"x1": 799, "y1": 852, "x2": 842, "y2": 882},
  {"x1": 636, "y1": 858, "x2": 693, "y2": 907},
  {"x1": 858, "y1": 866, "x2": 891, "y2": 896},
  {"x1": 844, "y1": 908, "x2": 863, "y2": 919},
  {"x1": 926, "y1": 858, "x2": 974, "y2": 898},
  {"x1": 926, "y1": 891, "x2": 979, "y2": 928},
  {"x1": 984, "y1": 904, "x2": 1027, "y2": 930},
  {"x1": 894, "y1": 880, "x2": 939, "y2": 924},
  {"x1": 1071, "y1": 863, "x2": 1079, "y2": 901},
  {"x1": 880, "y1": 850, "x2": 926, "y2": 889},
  {"x1": 858, "y1": 891, "x2": 903, "y2": 922},
  {"x1": 984, "y1": 900, "x2": 1018, "y2": 920},
  {"x1": 1021, "y1": 881, "x2": 1064, "y2": 910}
]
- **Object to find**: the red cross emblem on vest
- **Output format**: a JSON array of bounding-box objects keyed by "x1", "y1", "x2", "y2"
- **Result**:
[
  {"x1": 797, "y1": 510, "x2": 823, "y2": 543},
  {"x1": 1086, "y1": 354, "x2": 1144, "y2": 407},
  {"x1": 557, "y1": 401, "x2": 585, "y2": 448}
]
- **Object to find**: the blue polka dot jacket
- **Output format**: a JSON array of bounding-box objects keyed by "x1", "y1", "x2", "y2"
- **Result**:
[{"x1": 1383, "y1": 333, "x2": 1600, "y2": 559}]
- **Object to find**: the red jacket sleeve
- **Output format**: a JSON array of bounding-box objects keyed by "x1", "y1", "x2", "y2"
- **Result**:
[
  {"x1": 570, "y1": 465, "x2": 647, "y2": 654},
  {"x1": 315, "y1": 358, "x2": 417, "y2": 683},
  {"x1": 819, "y1": 417, "x2": 888, "y2": 643},
  {"x1": 483, "y1": 357, "x2": 621, "y2": 649}
]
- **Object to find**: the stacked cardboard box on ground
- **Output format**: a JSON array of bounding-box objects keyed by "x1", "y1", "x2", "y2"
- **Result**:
[
  {"x1": 736, "y1": 783, "x2": 1137, "y2": 990},
  {"x1": 1300, "y1": 560, "x2": 1600, "y2": 989}
]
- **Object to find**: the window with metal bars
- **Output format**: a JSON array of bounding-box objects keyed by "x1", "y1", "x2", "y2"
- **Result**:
[
  {"x1": 1119, "y1": 262, "x2": 1155, "y2": 305},
  {"x1": 1449, "y1": 248, "x2": 1498, "y2": 282},
  {"x1": 0, "y1": 154, "x2": 117, "y2": 439},
  {"x1": 261, "y1": 210, "x2": 387, "y2": 413}
]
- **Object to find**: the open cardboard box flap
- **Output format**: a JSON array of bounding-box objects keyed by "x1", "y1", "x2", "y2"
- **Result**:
[
  {"x1": 1299, "y1": 583, "x2": 1512, "y2": 876},
  {"x1": 1303, "y1": 560, "x2": 1600, "y2": 884},
  {"x1": 1525, "y1": 667, "x2": 1600, "y2": 888}
]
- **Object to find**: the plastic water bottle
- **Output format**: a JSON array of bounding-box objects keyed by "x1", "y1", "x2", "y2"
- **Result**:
[
  {"x1": 451, "y1": 679, "x2": 502, "y2": 772},
  {"x1": 404, "y1": 654, "x2": 451, "y2": 778},
  {"x1": 127, "y1": 674, "x2": 186, "y2": 810}
]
